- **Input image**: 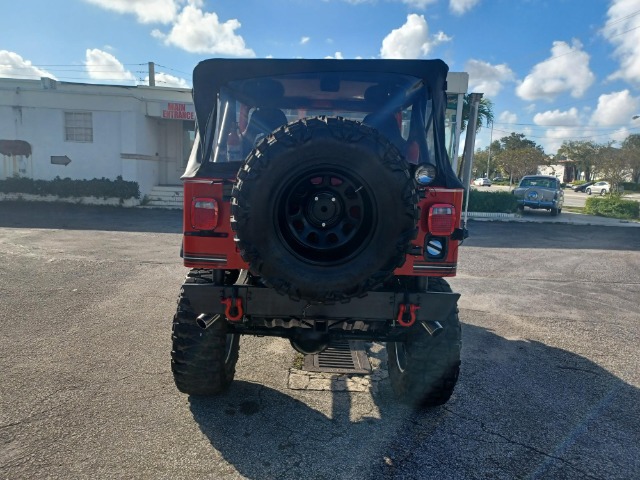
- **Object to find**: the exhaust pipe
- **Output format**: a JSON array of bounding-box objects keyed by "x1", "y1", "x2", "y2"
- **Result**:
[
  {"x1": 197, "y1": 314, "x2": 220, "y2": 330},
  {"x1": 421, "y1": 320, "x2": 443, "y2": 337}
]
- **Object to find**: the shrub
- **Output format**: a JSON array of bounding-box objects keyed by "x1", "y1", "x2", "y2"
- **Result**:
[
  {"x1": 585, "y1": 196, "x2": 639, "y2": 219},
  {"x1": 0, "y1": 176, "x2": 140, "y2": 200},
  {"x1": 620, "y1": 182, "x2": 640, "y2": 192},
  {"x1": 467, "y1": 190, "x2": 518, "y2": 213}
]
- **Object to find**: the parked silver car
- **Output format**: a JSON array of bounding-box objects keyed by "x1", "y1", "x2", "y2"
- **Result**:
[
  {"x1": 586, "y1": 181, "x2": 611, "y2": 196},
  {"x1": 512, "y1": 175, "x2": 564, "y2": 216},
  {"x1": 473, "y1": 177, "x2": 492, "y2": 186}
]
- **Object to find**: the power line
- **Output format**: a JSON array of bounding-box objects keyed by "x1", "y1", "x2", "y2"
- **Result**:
[
  {"x1": 2, "y1": 62, "x2": 147, "y2": 68},
  {"x1": 154, "y1": 63, "x2": 191, "y2": 76},
  {"x1": 603, "y1": 23, "x2": 640, "y2": 40},
  {"x1": 602, "y1": 8, "x2": 640, "y2": 32}
]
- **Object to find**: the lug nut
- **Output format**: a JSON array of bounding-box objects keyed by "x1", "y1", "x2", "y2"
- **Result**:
[
  {"x1": 331, "y1": 197, "x2": 336, "y2": 202},
  {"x1": 322, "y1": 222, "x2": 326, "y2": 227},
  {"x1": 314, "y1": 196, "x2": 319, "y2": 201}
]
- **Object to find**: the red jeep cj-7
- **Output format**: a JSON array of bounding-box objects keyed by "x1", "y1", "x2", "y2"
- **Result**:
[{"x1": 173, "y1": 58, "x2": 465, "y2": 407}]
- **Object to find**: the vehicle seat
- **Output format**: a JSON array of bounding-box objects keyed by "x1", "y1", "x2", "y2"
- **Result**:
[
  {"x1": 242, "y1": 108, "x2": 288, "y2": 155},
  {"x1": 363, "y1": 112, "x2": 407, "y2": 152}
]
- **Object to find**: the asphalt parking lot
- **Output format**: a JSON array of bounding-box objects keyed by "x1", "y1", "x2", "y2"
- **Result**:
[{"x1": 1, "y1": 202, "x2": 639, "y2": 479}]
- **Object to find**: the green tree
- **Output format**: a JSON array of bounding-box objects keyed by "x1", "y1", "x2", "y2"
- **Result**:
[
  {"x1": 556, "y1": 140, "x2": 599, "y2": 181},
  {"x1": 596, "y1": 145, "x2": 629, "y2": 194},
  {"x1": 492, "y1": 133, "x2": 546, "y2": 185},
  {"x1": 461, "y1": 95, "x2": 494, "y2": 133},
  {"x1": 621, "y1": 134, "x2": 640, "y2": 183},
  {"x1": 473, "y1": 140, "x2": 501, "y2": 178}
]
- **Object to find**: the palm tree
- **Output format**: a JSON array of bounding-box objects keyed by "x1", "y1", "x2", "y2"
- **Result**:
[{"x1": 461, "y1": 95, "x2": 494, "y2": 133}]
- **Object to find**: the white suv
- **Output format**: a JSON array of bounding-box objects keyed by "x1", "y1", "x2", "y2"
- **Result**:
[{"x1": 586, "y1": 181, "x2": 610, "y2": 196}]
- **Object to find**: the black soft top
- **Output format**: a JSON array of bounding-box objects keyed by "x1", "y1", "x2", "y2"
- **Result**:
[{"x1": 189, "y1": 58, "x2": 461, "y2": 188}]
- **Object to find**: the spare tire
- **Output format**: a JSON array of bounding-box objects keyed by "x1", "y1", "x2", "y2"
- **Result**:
[{"x1": 231, "y1": 116, "x2": 418, "y2": 302}]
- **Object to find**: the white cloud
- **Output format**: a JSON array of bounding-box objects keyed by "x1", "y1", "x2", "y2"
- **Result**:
[
  {"x1": 148, "y1": 72, "x2": 189, "y2": 88},
  {"x1": 609, "y1": 127, "x2": 630, "y2": 142},
  {"x1": 589, "y1": 90, "x2": 640, "y2": 127},
  {"x1": 325, "y1": 52, "x2": 345, "y2": 59},
  {"x1": 450, "y1": 0, "x2": 481, "y2": 15},
  {"x1": 530, "y1": 92, "x2": 640, "y2": 152},
  {"x1": 338, "y1": 0, "x2": 437, "y2": 6},
  {"x1": 498, "y1": 111, "x2": 517, "y2": 124},
  {"x1": 465, "y1": 59, "x2": 514, "y2": 97},
  {"x1": 380, "y1": 14, "x2": 451, "y2": 59},
  {"x1": 516, "y1": 39, "x2": 595, "y2": 101},
  {"x1": 533, "y1": 108, "x2": 580, "y2": 126},
  {"x1": 300, "y1": 37, "x2": 310, "y2": 45},
  {"x1": 400, "y1": 0, "x2": 438, "y2": 8},
  {"x1": 603, "y1": 0, "x2": 640, "y2": 86},
  {"x1": 83, "y1": 0, "x2": 180, "y2": 24},
  {"x1": 154, "y1": 5, "x2": 255, "y2": 57},
  {"x1": 0, "y1": 50, "x2": 56, "y2": 80},
  {"x1": 84, "y1": 48, "x2": 135, "y2": 82},
  {"x1": 541, "y1": 127, "x2": 577, "y2": 154}
]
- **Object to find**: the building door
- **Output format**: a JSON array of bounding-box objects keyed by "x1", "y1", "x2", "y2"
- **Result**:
[
  {"x1": 157, "y1": 120, "x2": 195, "y2": 185},
  {"x1": 158, "y1": 120, "x2": 180, "y2": 186}
]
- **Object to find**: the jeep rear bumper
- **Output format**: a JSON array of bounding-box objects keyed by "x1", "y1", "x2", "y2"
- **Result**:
[{"x1": 182, "y1": 283, "x2": 460, "y2": 323}]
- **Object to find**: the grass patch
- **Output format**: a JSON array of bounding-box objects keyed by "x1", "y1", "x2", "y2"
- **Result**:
[
  {"x1": 561, "y1": 206, "x2": 584, "y2": 214},
  {"x1": 292, "y1": 352, "x2": 305, "y2": 370}
]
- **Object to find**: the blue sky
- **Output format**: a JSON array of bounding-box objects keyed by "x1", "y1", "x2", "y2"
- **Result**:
[{"x1": 1, "y1": 0, "x2": 639, "y2": 153}]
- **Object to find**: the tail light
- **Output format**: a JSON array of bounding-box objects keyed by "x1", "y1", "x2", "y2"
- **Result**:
[
  {"x1": 191, "y1": 197, "x2": 219, "y2": 230},
  {"x1": 428, "y1": 204, "x2": 456, "y2": 236}
]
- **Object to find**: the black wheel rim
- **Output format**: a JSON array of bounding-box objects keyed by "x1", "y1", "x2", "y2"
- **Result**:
[{"x1": 276, "y1": 168, "x2": 375, "y2": 264}]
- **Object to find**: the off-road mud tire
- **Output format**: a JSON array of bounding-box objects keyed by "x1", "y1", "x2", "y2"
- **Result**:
[
  {"x1": 387, "y1": 277, "x2": 461, "y2": 407},
  {"x1": 171, "y1": 270, "x2": 240, "y2": 396},
  {"x1": 231, "y1": 116, "x2": 418, "y2": 302}
]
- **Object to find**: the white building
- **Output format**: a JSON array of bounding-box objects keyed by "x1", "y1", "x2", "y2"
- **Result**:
[{"x1": 0, "y1": 77, "x2": 195, "y2": 197}]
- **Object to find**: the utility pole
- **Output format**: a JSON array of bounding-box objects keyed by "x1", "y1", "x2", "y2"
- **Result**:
[
  {"x1": 148, "y1": 62, "x2": 156, "y2": 87},
  {"x1": 486, "y1": 121, "x2": 494, "y2": 178},
  {"x1": 461, "y1": 92, "x2": 483, "y2": 229},
  {"x1": 461, "y1": 92, "x2": 483, "y2": 191}
]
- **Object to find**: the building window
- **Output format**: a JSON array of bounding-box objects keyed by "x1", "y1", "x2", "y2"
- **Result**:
[{"x1": 65, "y1": 112, "x2": 93, "y2": 142}]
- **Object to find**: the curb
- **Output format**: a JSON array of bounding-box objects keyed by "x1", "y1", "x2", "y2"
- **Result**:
[
  {"x1": 466, "y1": 212, "x2": 516, "y2": 219},
  {"x1": 464, "y1": 211, "x2": 640, "y2": 227},
  {"x1": 0, "y1": 192, "x2": 140, "y2": 207}
]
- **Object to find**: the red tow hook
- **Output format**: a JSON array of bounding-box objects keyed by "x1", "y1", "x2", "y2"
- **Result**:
[
  {"x1": 221, "y1": 297, "x2": 244, "y2": 322},
  {"x1": 397, "y1": 303, "x2": 420, "y2": 327}
]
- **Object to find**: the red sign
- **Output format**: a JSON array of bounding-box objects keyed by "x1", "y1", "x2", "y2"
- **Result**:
[{"x1": 162, "y1": 103, "x2": 195, "y2": 120}]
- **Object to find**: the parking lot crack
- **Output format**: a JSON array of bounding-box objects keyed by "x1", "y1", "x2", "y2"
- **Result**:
[{"x1": 443, "y1": 407, "x2": 605, "y2": 480}]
